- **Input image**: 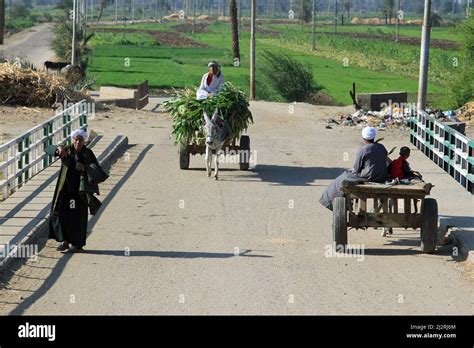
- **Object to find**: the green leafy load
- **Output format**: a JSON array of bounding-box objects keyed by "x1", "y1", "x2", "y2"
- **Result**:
[{"x1": 164, "y1": 82, "x2": 253, "y2": 146}]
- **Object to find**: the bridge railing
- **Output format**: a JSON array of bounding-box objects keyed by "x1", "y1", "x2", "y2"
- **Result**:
[
  {"x1": 410, "y1": 110, "x2": 474, "y2": 194},
  {"x1": 0, "y1": 100, "x2": 89, "y2": 200}
]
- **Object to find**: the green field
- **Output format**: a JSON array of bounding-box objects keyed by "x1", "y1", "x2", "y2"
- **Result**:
[
  {"x1": 294, "y1": 24, "x2": 461, "y2": 42},
  {"x1": 89, "y1": 21, "x2": 452, "y2": 105},
  {"x1": 259, "y1": 23, "x2": 458, "y2": 85}
]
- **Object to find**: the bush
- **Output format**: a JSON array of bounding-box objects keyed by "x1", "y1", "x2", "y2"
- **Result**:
[
  {"x1": 261, "y1": 51, "x2": 322, "y2": 102},
  {"x1": 441, "y1": 16, "x2": 474, "y2": 109},
  {"x1": 28, "y1": 14, "x2": 40, "y2": 23},
  {"x1": 43, "y1": 12, "x2": 53, "y2": 22},
  {"x1": 6, "y1": 18, "x2": 34, "y2": 31},
  {"x1": 11, "y1": 4, "x2": 30, "y2": 19}
]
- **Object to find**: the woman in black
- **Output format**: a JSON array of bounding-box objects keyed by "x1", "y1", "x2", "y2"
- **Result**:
[{"x1": 47, "y1": 129, "x2": 106, "y2": 253}]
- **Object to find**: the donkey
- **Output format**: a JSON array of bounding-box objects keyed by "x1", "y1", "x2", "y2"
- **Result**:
[{"x1": 203, "y1": 109, "x2": 227, "y2": 180}]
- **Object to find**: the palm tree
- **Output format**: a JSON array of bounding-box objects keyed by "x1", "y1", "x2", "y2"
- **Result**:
[
  {"x1": 382, "y1": 0, "x2": 395, "y2": 25},
  {"x1": 343, "y1": 0, "x2": 353, "y2": 19},
  {"x1": 431, "y1": 11, "x2": 443, "y2": 26},
  {"x1": 97, "y1": 0, "x2": 109, "y2": 20},
  {"x1": 230, "y1": 0, "x2": 240, "y2": 63}
]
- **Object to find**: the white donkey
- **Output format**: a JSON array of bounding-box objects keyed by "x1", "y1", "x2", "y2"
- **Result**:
[{"x1": 203, "y1": 109, "x2": 227, "y2": 180}]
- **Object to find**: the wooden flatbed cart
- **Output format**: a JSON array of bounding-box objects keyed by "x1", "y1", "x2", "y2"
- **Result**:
[
  {"x1": 333, "y1": 180, "x2": 438, "y2": 253},
  {"x1": 179, "y1": 134, "x2": 251, "y2": 170}
]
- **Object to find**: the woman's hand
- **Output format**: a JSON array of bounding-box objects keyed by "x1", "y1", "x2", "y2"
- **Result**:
[{"x1": 56, "y1": 146, "x2": 66, "y2": 158}]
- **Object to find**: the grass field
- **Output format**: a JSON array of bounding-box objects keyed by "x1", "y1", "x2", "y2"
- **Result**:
[
  {"x1": 293, "y1": 24, "x2": 461, "y2": 42},
  {"x1": 258, "y1": 23, "x2": 458, "y2": 85},
  {"x1": 88, "y1": 21, "x2": 450, "y2": 105}
]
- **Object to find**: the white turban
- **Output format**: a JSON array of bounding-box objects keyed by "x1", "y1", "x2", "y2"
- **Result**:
[
  {"x1": 71, "y1": 128, "x2": 88, "y2": 140},
  {"x1": 362, "y1": 126, "x2": 376, "y2": 140}
]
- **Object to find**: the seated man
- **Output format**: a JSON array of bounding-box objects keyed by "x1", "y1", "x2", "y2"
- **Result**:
[
  {"x1": 196, "y1": 61, "x2": 225, "y2": 100},
  {"x1": 388, "y1": 146, "x2": 421, "y2": 180},
  {"x1": 319, "y1": 126, "x2": 388, "y2": 211}
]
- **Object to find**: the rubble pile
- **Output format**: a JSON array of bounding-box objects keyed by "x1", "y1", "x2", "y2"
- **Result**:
[
  {"x1": 328, "y1": 105, "x2": 415, "y2": 131},
  {"x1": 328, "y1": 101, "x2": 473, "y2": 134}
]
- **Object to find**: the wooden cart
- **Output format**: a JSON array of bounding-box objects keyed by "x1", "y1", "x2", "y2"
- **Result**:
[
  {"x1": 333, "y1": 180, "x2": 438, "y2": 253},
  {"x1": 179, "y1": 134, "x2": 250, "y2": 171}
]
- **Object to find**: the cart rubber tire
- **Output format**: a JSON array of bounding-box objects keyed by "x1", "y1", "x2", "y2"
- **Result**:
[
  {"x1": 179, "y1": 145, "x2": 190, "y2": 170},
  {"x1": 333, "y1": 197, "x2": 348, "y2": 250},
  {"x1": 420, "y1": 198, "x2": 438, "y2": 254},
  {"x1": 239, "y1": 135, "x2": 250, "y2": 171}
]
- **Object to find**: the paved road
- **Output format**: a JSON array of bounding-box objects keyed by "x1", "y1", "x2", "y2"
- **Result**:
[
  {"x1": 1, "y1": 23, "x2": 55, "y2": 70},
  {"x1": 0, "y1": 101, "x2": 472, "y2": 315}
]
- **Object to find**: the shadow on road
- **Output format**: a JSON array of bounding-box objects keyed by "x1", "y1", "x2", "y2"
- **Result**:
[
  {"x1": 232, "y1": 165, "x2": 346, "y2": 186},
  {"x1": 81, "y1": 249, "x2": 272, "y2": 259},
  {"x1": 383, "y1": 238, "x2": 421, "y2": 248},
  {"x1": 363, "y1": 248, "x2": 422, "y2": 256}
]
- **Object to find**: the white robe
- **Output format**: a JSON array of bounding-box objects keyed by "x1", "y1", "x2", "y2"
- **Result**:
[{"x1": 196, "y1": 72, "x2": 224, "y2": 100}]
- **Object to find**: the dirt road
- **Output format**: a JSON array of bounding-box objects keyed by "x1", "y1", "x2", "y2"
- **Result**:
[
  {"x1": 1, "y1": 23, "x2": 56, "y2": 70},
  {"x1": 0, "y1": 101, "x2": 472, "y2": 315}
]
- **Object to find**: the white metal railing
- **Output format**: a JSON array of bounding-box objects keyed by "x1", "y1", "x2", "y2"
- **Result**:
[
  {"x1": 410, "y1": 110, "x2": 474, "y2": 194},
  {"x1": 0, "y1": 100, "x2": 89, "y2": 200}
]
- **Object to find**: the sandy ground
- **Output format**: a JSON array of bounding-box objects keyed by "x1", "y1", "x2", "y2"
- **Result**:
[{"x1": 0, "y1": 100, "x2": 472, "y2": 315}]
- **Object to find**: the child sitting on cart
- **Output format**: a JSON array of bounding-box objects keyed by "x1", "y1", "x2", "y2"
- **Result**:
[{"x1": 388, "y1": 146, "x2": 422, "y2": 180}]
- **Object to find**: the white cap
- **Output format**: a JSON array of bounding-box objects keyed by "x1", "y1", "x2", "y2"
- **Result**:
[
  {"x1": 71, "y1": 128, "x2": 88, "y2": 140},
  {"x1": 362, "y1": 126, "x2": 376, "y2": 140}
]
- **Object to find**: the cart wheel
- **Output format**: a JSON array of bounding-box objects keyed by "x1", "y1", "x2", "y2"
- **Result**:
[
  {"x1": 179, "y1": 145, "x2": 190, "y2": 170},
  {"x1": 420, "y1": 198, "x2": 438, "y2": 254},
  {"x1": 239, "y1": 135, "x2": 250, "y2": 171},
  {"x1": 333, "y1": 197, "x2": 348, "y2": 250}
]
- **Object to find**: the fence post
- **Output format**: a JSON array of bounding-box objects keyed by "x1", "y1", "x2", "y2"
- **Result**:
[{"x1": 17, "y1": 139, "x2": 23, "y2": 189}]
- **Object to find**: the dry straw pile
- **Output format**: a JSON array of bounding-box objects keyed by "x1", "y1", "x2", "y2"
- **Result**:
[{"x1": 0, "y1": 62, "x2": 89, "y2": 108}]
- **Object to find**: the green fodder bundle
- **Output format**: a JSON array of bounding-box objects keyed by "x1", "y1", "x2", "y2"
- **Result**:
[{"x1": 164, "y1": 82, "x2": 253, "y2": 146}]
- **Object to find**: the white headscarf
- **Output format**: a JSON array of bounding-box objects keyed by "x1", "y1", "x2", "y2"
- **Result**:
[
  {"x1": 362, "y1": 126, "x2": 376, "y2": 140},
  {"x1": 71, "y1": 128, "x2": 88, "y2": 140}
]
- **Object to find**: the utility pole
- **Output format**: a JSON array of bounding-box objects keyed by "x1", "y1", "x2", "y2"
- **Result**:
[
  {"x1": 72, "y1": 0, "x2": 77, "y2": 65},
  {"x1": 301, "y1": 0, "x2": 304, "y2": 29},
  {"x1": 334, "y1": 0, "x2": 337, "y2": 35},
  {"x1": 193, "y1": 0, "x2": 196, "y2": 32},
  {"x1": 311, "y1": 0, "x2": 316, "y2": 50},
  {"x1": 395, "y1": 0, "x2": 401, "y2": 42},
  {"x1": 417, "y1": 0, "x2": 432, "y2": 111},
  {"x1": 81, "y1": 0, "x2": 87, "y2": 41},
  {"x1": 250, "y1": 0, "x2": 256, "y2": 100},
  {"x1": 239, "y1": 0, "x2": 242, "y2": 34},
  {"x1": 0, "y1": 0, "x2": 5, "y2": 45},
  {"x1": 115, "y1": 0, "x2": 118, "y2": 23}
]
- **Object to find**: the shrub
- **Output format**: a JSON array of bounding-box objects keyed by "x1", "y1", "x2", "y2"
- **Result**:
[
  {"x1": 260, "y1": 51, "x2": 322, "y2": 102},
  {"x1": 441, "y1": 15, "x2": 474, "y2": 109}
]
